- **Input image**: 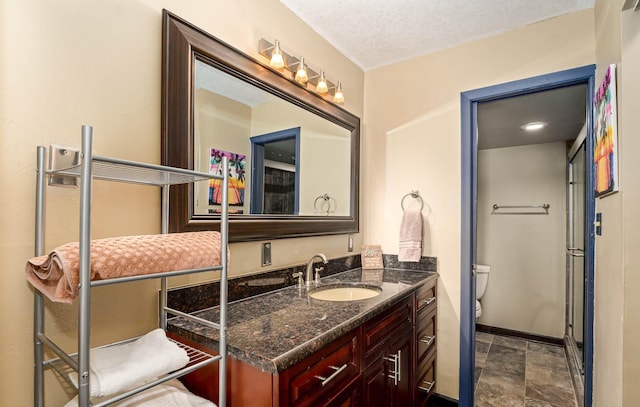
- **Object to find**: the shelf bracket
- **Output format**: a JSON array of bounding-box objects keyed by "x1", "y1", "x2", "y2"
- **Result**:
[{"x1": 48, "y1": 145, "x2": 80, "y2": 187}]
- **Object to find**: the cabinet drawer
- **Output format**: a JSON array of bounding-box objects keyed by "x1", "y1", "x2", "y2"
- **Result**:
[
  {"x1": 415, "y1": 279, "x2": 437, "y2": 313},
  {"x1": 415, "y1": 351, "x2": 436, "y2": 406},
  {"x1": 416, "y1": 305, "x2": 436, "y2": 366},
  {"x1": 285, "y1": 331, "x2": 360, "y2": 406},
  {"x1": 363, "y1": 298, "x2": 412, "y2": 360}
]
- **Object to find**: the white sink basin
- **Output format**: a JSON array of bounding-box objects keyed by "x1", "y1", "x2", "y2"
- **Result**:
[{"x1": 309, "y1": 284, "x2": 382, "y2": 302}]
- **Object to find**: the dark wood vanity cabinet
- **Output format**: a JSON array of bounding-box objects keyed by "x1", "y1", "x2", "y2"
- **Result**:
[{"x1": 177, "y1": 278, "x2": 437, "y2": 407}]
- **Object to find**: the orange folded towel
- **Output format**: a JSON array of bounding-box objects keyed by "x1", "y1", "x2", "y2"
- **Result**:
[{"x1": 25, "y1": 231, "x2": 224, "y2": 303}]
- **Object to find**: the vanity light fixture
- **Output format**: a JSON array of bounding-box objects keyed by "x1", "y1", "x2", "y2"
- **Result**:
[
  {"x1": 521, "y1": 121, "x2": 547, "y2": 131},
  {"x1": 295, "y1": 57, "x2": 309, "y2": 84},
  {"x1": 258, "y1": 38, "x2": 345, "y2": 104},
  {"x1": 270, "y1": 40, "x2": 285, "y2": 69}
]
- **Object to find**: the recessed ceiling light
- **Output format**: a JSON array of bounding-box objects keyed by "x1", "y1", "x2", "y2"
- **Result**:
[{"x1": 521, "y1": 121, "x2": 547, "y2": 131}]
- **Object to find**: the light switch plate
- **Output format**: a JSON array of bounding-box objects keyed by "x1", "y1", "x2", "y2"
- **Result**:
[
  {"x1": 348, "y1": 235, "x2": 354, "y2": 252},
  {"x1": 262, "y1": 242, "x2": 272, "y2": 266}
]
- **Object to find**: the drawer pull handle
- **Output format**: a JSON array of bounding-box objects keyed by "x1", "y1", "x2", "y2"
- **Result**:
[
  {"x1": 314, "y1": 363, "x2": 348, "y2": 386},
  {"x1": 419, "y1": 297, "x2": 436, "y2": 308},
  {"x1": 418, "y1": 380, "x2": 435, "y2": 393},
  {"x1": 420, "y1": 335, "x2": 435, "y2": 346}
]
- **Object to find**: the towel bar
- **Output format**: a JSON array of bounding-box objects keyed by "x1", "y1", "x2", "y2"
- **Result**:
[{"x1": 491, "y1": 203, "x2": 550, "y2": 214}]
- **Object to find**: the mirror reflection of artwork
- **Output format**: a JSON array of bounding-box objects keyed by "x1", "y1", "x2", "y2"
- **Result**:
[{"x1": 209, "y1": 148, "x2": 245, "y2": 212}]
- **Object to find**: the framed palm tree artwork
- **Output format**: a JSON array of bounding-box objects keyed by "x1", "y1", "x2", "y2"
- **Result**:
[
  {"x1": 209, "y1": 148, "x2": 246, "y2": 213},
  {"x1": 593, "y1": 64, "x2": 619, "y2": 198}
]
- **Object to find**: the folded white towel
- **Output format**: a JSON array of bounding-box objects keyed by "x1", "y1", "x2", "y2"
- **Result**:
[
  {"x1": 69, "y1": 329, "x2": 189, "y2": 398},
  {"x1": 398, "y1": 208, "x2": 423, "y2": 262},
  {"x1": 64, "y1": 378, "x2": 216, "y2": 407}
]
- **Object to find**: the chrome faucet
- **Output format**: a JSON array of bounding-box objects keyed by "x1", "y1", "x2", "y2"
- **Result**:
[{"x1": 305, "y1": 253, "x2": 328, "y2": 288}]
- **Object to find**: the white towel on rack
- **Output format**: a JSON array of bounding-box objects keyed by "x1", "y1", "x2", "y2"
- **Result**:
[
  {"x1": 398, "y1": 208, "x2": 423, "y2": 262},
  {"x1": 69, "y1": 329, "x2": 189, "y2": 398},
  {"x1": 63, "y1": 378, "x2": 216, "y2": 406}
]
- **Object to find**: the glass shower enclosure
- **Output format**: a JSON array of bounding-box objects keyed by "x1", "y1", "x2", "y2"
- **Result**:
[{"x1": 566, "y1": 133, "x2": 586, "y2": 384}]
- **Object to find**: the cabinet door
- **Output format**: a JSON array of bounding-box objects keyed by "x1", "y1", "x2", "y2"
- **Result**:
[
  {"x1": 362, "y1": 350, "x2": 392, "y2": 407},
  {"x1": 362, "y1": 325, "x2": 412, "y2": 407},
  {"x1": 388, "y1": 331, "x2": 412, "y2": 407}
]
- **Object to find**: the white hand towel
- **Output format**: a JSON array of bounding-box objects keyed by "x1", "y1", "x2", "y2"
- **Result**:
[
  {"x1": 398, "y1": 208, "x2": 423, "y2": 262},
  {"x1": 64, "y1": 379, "x2": 216, "y2": 407},
  {"x1": 69, "y1": 329, "x2": 189, "y2": 398}
]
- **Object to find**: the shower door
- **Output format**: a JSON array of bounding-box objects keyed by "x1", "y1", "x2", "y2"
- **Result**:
[{"x1": 567, "y1": 139, "x2": 585, "y2": 373}]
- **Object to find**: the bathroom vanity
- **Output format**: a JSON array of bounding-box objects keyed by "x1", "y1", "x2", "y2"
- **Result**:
[{"x1": 168, "y1": 268, "x2": 437, "y2": 406}]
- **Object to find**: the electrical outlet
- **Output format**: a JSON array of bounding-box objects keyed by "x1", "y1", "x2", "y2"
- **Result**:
[
  {"x1": 348, "y1": 235, "x2": 353, "y2": 252},
  {"x1": 262, "y1": 242, "x2": 272, "y2": 266}
]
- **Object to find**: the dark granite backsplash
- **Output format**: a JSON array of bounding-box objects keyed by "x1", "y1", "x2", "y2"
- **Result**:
[{"x1": 167, "y1": 253, "x2": 436, "y2": 314}]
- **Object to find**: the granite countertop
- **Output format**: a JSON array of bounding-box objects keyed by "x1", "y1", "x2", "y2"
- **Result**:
[{"x1": 168, "y1": 267, "x2": 437, "y2": 374}]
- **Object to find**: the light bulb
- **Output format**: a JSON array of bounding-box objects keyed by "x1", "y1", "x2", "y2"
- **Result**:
[
  {"x1": 333, "y1": 81, "x2": 344, "y2": 104},
  {"x1": 316, "y1": 70, "x2": 328, "y2": 94},
  {"x1": 295, "y1": 57, "x2": 308, "y2": 84},
  {"x1": 270, "y1": 40, "x2": 284, "y2": 69}
]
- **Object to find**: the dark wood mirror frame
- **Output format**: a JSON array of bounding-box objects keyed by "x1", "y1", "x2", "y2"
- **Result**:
[{"x1": 161, "y1": 11, "x2": 360, "y2": 242}]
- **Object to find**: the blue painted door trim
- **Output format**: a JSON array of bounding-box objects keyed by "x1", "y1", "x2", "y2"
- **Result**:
[
  {"x1": 250, "y1": 127, "x2": 301, "y2": 214},
  {"x1": 460, "y1": 65, "x2": 596, "y2": 407}
]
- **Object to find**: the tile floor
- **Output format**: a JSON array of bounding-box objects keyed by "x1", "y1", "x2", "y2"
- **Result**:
[{"x1": 474, "y1": 331, "x2": 578, "y2": 407}]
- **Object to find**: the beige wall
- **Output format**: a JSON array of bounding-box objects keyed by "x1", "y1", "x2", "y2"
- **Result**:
[
  {"x1": 364, "y1": 9, "x2": 595, "y2": 398},
  {"x1": 592, "y1": 0, "x2": 625, "y2": 405},
  {"x1": 477, "y1": 142, "x2": 567, "y2": 338},
  {"x1": 0, "y1": 1, "x2": 363, "y2": 405},
  {"x1": 619, "y1": 6, "x2": 640, "y2": 407}
]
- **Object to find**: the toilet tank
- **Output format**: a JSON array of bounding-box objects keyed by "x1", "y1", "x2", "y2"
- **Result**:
[{"x1": 475, "y1": 264, "x2": 490, "y2": 300}]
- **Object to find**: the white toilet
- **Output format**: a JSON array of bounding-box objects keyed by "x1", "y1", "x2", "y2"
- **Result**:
[{"x1": 475, "y1": 264, "x2": 491, "y2": 321}]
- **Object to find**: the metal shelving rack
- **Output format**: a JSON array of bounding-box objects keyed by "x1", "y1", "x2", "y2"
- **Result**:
[{"x1": 33, "y1": 125, "x2": 229, "y2": 407}]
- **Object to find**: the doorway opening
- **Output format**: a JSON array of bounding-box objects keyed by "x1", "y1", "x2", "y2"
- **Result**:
[
  {"x1": 250, "y1": 127, "x2": 300, "y2": 215},
  {"x1": 460, "y1": 65, "x2": 596, "y2": 407}
]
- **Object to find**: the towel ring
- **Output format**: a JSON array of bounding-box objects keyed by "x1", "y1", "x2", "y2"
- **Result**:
[
  {"x1": 314, "y1": 193, "x2": 335, "y2": 215},
  {"x1": 401, "y1": 190, "x2": 424, "y2": 211}
]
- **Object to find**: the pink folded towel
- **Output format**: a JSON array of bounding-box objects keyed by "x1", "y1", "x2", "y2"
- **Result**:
[
  {"x1": 398, "y1": 208, "x2": 423, "y2": 262},
  {"x1": 25, "y1": 231, "x2": 224, "y2": 303}
]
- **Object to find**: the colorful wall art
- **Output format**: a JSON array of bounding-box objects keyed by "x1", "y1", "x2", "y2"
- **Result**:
[{"x1": 593, "y1": 64, "x2": 619, "y2": 198}]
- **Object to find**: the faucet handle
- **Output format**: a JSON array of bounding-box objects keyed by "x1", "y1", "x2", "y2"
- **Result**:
[
  {"x1": 314, "y1": 266, "x2": 324, "y2": 284},
  {"x1": 292, "y1": 272, "x2": 304, "y2": 287}
]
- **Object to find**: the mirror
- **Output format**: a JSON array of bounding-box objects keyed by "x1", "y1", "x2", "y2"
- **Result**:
[{"x1": 162, "y1": 11, "x2": 360, "y2": 241}]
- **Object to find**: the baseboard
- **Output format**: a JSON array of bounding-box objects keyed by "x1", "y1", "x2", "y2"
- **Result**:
[
  {"x1": 427, "y1": 393, "x2": 459, "y2": 407},
  {"x1": 476, "y1": 324, "x2": 564, "y2": 346}
]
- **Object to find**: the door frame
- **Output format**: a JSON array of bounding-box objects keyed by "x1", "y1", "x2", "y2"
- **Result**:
[{"x1": 459, "y1": 65, "x2": 596, "y2": 406}]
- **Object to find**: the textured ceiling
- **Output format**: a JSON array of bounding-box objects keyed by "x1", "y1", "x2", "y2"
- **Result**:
[
  {"x1": 281, "y1": 0, "x2": 593, "y2": 149},
  {"x1": 280, "y1": 0, "x2": 595, "y2": 70}
]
